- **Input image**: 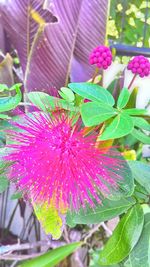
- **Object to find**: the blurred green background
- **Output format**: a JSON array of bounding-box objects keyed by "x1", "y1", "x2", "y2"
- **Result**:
[{"x1": 108, "y1": 0, "x2": 150, "y2": 47}]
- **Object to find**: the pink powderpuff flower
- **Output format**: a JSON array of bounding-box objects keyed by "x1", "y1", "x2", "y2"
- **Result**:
[{"x1": 5, "y1": 112, "x2": 126, "y2": 212}]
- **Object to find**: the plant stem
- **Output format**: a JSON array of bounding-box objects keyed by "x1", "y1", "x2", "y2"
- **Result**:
[
  {"x1": 128, "y1": 74, "x2": 137, "y2": 90},
  {"x1": 101, "y1": 69, "x2": 104, "y2": 87},
  {"x1": 92, "y1": 67, "x2": 99, "y2": 83}
]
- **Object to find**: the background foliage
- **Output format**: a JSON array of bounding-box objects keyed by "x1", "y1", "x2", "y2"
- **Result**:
[{"x1": 108, "y1": 0, "x2": 150, "y2": 47}]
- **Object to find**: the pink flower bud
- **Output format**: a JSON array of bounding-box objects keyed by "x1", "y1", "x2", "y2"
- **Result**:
[
  {"x1": 127, "y1": 55, "x2": 150, "y2": 78},
  {"x1": 89, "y1": 45, "x2": 113, "y2": 70}
]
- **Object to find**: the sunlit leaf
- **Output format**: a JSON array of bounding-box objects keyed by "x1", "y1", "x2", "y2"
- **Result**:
[{"x1": 33, "y1": 201, "x2": 67, "y2": 239}]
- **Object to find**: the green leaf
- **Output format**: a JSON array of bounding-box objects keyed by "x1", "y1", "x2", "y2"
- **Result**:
[
  {"x1": 107, "y1": 79, "x2": 117, "y2": 95},
  {"x1": 125, "y1": 87, "x2": 138, "y2": 109},
  {"x1": 90, "y1": 249, "x2": 121, "y2": 267},
  {"x1": 27, "y1": 92, "x2": 76, "y2": 112},
  {"x1": 19, "y1": 242, "x2": 82, "y2": 267},
  {"x1": 99, "y1": 113, "x2": 134, "y2": 140},
  {"x1": 124, "y1": 213, "x2": 150, "y2": 267},
  {"x1": 133, "y1": 182, "x2": 149, "y2": 204},
  {"x1": 0, "y1": 114, "x2": 11, "y2": 120},
  {"x1": 131, "y1": 128, "x2": 150, "y2": 144},
  {"x1": 133, "y1": 117, "x2": 150, "y2": 131},
  {"x1": 98, "y1": 205, "x2": 144, "y2": 265},
  {"x1": 27, "y1": 92, "x2": 55, "y2": 110},
  {"x1": 9, "y1": 83, "x2": 22, "y2": 91},
  {"x1": 0, "y1": 84, "x2": 8, "y2": 92},
  {"x1": 81, "y1": 102, "x2": 116, "y2": 127},
  {"x1": 123, "y1": 108, "x2": 148, "y2": 116},
  {"x1": 74, "y1": 94, "x2": 83, "y2": 106},
  {"x1": 124, "y1": 134, "x2": 138, "y2": 147},
  {"x1": 11, "y1": 192, "x2": 22, "y2": 200},
  {"x1": 108, "y1": 160, "x2": 134, "y2": 200},
  {"x1": 68, "y1": 82, "x2": 115, "y2": 106},
  {"x1": 0, "y1": 85, "x2": 22, "y2": 112},
  {"x1": 117, "y1": 88, "x2": 130, "y2": 109},
  {"x1": 134, "y1": 182, "x2": 149, "y2": 196},
  {"x1": 0, "y1": 176, "x2": 9, "y2": 193},
  {"x1": 0, "y1": 151, "x2": 13, "y2": 176},
  {"x1": 128, "y1": 161, "x2": 150, "y2": 194},
  {"x1": 0, "y1": 160, "x2": 10, "y2": 194},
  {"x1": 66, "y1": 197, "x2": 136, "y2": 226},
  {"x1": 59, "y1": 87, "x2": 75, "y2": 102}
]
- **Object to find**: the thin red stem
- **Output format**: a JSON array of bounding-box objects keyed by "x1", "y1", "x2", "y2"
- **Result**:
[{"x1": 128, "y1": 74, "x2": 137, "y2": 90}]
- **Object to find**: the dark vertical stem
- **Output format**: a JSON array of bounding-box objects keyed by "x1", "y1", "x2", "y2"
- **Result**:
[
  {"x1": 0, "y1": 192, "x2": 5, "y2": 227},
  {"x1": 0, "y1": 188, "x2": 9, "y2": 245},
  {"x1": 6, "y1": 202, "x2": 19, "y2": 233},
  {"x1": 34, "y1": 217, "x2": 41, "y2": 252},
  {"x1": 0, "y1": 192, "x2": 5, "y2": 245},
  {"x1": 20, "y1": 212, "x2": 33, "y2": 240},
  {"x1": 26, "y1": 213, "x2": 34, "y2": 238},
  {"x1": 3, "y1": 188, "x2": 9, "y2": 229}
]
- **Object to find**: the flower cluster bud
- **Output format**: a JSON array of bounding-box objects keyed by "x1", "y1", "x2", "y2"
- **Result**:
[
  {"x1": 89, "y1": 46, "x2": 112, "y2": 70},
  {"x1": 127, "y1": 55, "x2": 150, "y2": 78}
]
